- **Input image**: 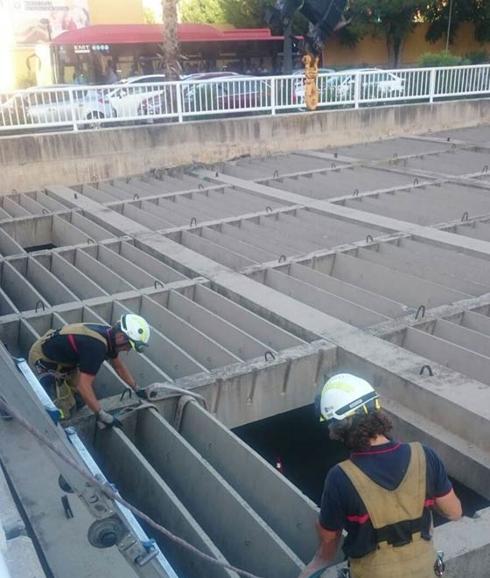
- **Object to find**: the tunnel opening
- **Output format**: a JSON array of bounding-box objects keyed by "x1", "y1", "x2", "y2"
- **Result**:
[{"x1": 233, "y1": 405, "x2": 490, "y2": 523}]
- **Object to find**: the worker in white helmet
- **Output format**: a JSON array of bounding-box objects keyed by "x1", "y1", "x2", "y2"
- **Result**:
[
  {"x1": 298, "y1": 373, "x2": 462, "y2": 578},
  {"x1": 28, "y1": 314, "x2": 150, "y2": 428}
]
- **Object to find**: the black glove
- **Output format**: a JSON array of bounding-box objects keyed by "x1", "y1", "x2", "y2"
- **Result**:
[
  {"x1": 135, "y1": 388, "x2": 149, "y2": 400},
  {"x1": 96, "y1": 409, "x2": 122, "y2": 430}
]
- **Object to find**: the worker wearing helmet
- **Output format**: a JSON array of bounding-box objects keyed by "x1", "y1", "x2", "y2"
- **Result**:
[
  {"x1": 28, "y1": 314, "x2": 150, "y2": 428},
  {"x1": 298, "y1": 373, "x2": 462, "y2": 578}
]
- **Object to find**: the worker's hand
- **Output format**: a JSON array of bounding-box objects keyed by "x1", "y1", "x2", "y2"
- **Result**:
[
  {"x1": 135, "y1": 387, "x2": 149, "y2": 400},
  {"x1": 96, "y1": 409, "x2": 122, "y2": 430}
]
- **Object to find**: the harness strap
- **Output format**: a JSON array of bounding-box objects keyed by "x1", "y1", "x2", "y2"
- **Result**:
[
  {"x1": 375, "y1": 517, "x2": 424, "y2": 548},
  {"x1": 67, "y1": 334, "x2": 78, "y2": 354}
]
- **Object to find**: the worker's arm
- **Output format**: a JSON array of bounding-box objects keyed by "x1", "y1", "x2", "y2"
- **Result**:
[
  {"x1": 76, "y1": 372, "x2": 101, "y2": 414},
  {"x1": 111, "y1": 356, "x2": 137, "y2": 390},
  {"x1": 297, "y1": 524, "x2": 342, "y2": 578},
  {"x1": 434, "y1": 489, "x2": 462, "y2": 521}
]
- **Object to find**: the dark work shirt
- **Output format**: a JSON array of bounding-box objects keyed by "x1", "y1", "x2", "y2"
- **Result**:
[
  {"x1": 42, "y1": 324, "x2": 117, "y2": 375},
  {"x1": 319, "y1": 441, "x2": 452, "y2": 558}
]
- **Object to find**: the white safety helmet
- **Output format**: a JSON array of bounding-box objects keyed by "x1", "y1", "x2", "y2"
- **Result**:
[
  {"x1": 118, "y1": 314, "x2": 150, "y2": 353},
  {"x1": 317, "y1": 373, "x2": 380, "y2": 424}
]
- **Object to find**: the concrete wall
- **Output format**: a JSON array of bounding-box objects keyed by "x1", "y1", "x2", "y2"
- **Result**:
[
  {"x1": 324, "y1": 23, "x2": 490, "y2": 68},
  {"x1": 1, "y1": 98, "x2": 489, "y2": 194}
]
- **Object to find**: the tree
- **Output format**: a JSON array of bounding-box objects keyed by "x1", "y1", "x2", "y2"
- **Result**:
[
  {"x1": 425, "y1": 0, "x2": 490, "y2": 45},
  {"x1": 162, "y1": 0, "x2": 181, "y2": 79},
  {"x1": 180, "y1": 0, "x2": 226, "y2": 24},
  {"x1": 341, "y1": 0, "x2": 425, "y2": 68}
]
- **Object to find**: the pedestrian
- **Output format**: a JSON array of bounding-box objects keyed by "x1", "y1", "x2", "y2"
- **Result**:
[
  {"x1": 298, "y1": 373, "x2": 462, "y2": 578},
  {"x1": 105, "y1": 60, "x2": 118, "y2": 84},
  {"x1": 28, "y1": 314, "x2": 151, "y2": 428}
]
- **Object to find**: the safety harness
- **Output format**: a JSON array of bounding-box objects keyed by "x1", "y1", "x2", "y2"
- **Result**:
[
  {"x1": 339, "y1": 442, "x2": 436, "y2": 578},
  {"x1": 28, "y1": 324, "x2": 112, "y2": 418}
]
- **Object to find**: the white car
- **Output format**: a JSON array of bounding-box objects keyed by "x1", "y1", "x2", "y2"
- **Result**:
[
  {"x1": 102, "y1": 74, "x2": 168, "y2": 118},
  {"x1": 27, "y1": 75, "x2": 171, "y2": 125},
  {"x1": 26, "y1": 87, "x2": 113, "y2": 125},
  {"x1": 329, "y1": 69, "x2": 405, "y2": 100}
]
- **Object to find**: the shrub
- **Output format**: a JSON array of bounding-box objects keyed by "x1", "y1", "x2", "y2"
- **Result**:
[
  {"x1": 418, "y1": 51, "x2": 470, "y2": 67},
  {"x1": 464, "y1": 51, "x2": 489, "y2": 64}
]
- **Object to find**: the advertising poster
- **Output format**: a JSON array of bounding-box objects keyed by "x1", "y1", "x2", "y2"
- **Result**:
[{"x1": 11, "y1": 0, "x2": 90, "y2": 44}]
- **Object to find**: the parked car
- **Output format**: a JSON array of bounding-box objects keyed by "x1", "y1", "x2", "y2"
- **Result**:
[
  {"x1": 217, "y1": 78, "x2": 270, "y2": 110},
  {"x1": 0, "y1": 85, "x2": 76, "y2": 126},
  {"x1": 328, "y1": 69, "x2": 405, "y2": 100},
  {"x1": 138, "y1": 74, "x2": 270, "y2": 117},
  {"x1": 26, "y1": 87, "x2": 113, "y2": 125},
  {"x1": 102, "y1": 74, "x2": 169, "y2": 118}
]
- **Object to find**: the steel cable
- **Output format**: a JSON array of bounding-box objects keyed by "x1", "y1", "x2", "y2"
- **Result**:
[{"x1": 0, "y1": 398, "x2": 267, "y2": 578}]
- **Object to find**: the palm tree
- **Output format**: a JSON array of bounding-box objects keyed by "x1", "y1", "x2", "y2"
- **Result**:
[{"x1": 162, "y1": 0, "x2": 181, "y2": 79}]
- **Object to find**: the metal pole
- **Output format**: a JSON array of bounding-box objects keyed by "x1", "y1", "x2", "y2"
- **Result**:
[
  {"x1": 445, "y1": 0, "x2": 454, "y2": 52},
  {"x1": 282, "y1": 20, "x2": 293, "y2": 74}
]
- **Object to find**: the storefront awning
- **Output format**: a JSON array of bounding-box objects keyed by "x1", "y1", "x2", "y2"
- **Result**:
[{"x1": 52, "y1": 24, "x2": 286, "y2": 46}]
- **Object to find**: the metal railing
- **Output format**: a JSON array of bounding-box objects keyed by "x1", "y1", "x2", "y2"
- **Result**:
[{"x1": 0, "y1": 64, "x2": 489, "y2": 133}]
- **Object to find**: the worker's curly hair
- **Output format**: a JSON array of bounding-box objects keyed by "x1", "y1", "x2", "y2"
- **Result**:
[{"x1": 328, "y1": 410, "x2": 393, "y2": 451}]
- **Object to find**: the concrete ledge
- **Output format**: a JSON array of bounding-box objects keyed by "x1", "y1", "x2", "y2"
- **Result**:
[
  {"x1": 0, "y1": 467, "x2": 24, "y2": 539},
  {"x1": 1, "y1": 99, "x2": 489, "y2": 193},
  {"x1": 4, "y1": 536, "x2": 46, "y2": 578}
]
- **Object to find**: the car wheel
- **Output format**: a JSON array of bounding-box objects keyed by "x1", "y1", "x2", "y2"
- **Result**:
[{"x1": 85, "y1": 111, "x2": 106, "y2": 129}]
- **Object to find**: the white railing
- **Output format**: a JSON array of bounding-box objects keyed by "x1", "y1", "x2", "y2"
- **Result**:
[{"x1": 0, "y1": 64, "x2": 489, "y2": 133}]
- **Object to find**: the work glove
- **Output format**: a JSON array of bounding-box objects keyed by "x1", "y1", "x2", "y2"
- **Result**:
[
  {"x1": 135, "y1": 387, "x2": 149, "y2": 400},
  {"x1": 96, "y1": 409, "x2": 122, "y2": 430}
]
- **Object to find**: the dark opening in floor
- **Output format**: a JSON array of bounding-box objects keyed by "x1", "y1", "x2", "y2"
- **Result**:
[
  {"x1": 234, "y1": 405, "x2": 489, "y2": 523},
  {"x1": 25, "y1": 243, "x2": 57, "y2": 253}
]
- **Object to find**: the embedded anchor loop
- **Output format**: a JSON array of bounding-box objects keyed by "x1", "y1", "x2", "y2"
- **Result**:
[
  {"x1": 35, "y1": 300, "x2": 46, "y2": 313},
  {"x1": 264, "y1": 350, "x2": 276, "y2": 362},
  {"x1": 366, "y1": 235, "x2": 374, "y2": 243},
  {"x1": 353, "y1": 189, "x2": 360, "y2": 197},
  {"x1": 278, "y1": 254, "x2": 287, "y2": 263},
  {"x1": 482, "y1": 165, "x2": 489, "y2": 174},
  {"x1": 415, "y1": 305, "x2": 426, "y2": 320},
  {"x1": 461, "y1": 211, "x2": 469, "y2": 222},
  {"x1": 331, "y1": 162, "x2": 337, "y2": 169},
  {"x1": 190, "y1": 217, "x2": 197, "y2": 227},
  {"x1": 413, "y1": 178, "x2": 419, "y2": 186},
  {"x1": 265, "y1": 206, "x2": 273, "y2": 213},
  {"x1": 61, "y1": 495, "x2": 74, "y2": 519},
  {"x1": 42, "y1": 209, "x2": 49, "y2": 215},
  {"x1": 420, "y1": 364, "x2": 434, "y2": 377},
  {"x1": 133, "y1": 193, "x2": 140, "y2": 200},
  {"x1": 198, "y1": 183, "x2": 205, "y2": 190},
  {"x1": 153, "y1": 280, "x2": 164, "y2": 289},
  {"x1": 273, "y1": 170, "x2": 279, "y2": 178},
  {"x1": 87, "y1": 238, "x2": 95, "y2": 244}
]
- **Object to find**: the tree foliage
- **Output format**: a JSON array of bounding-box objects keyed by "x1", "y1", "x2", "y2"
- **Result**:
[
  {"x1": 339, "y1": 0, "x2": 425, "y2": 67},
  {"x1": 425, "y1": 0, "x2": 490, "y2": 44},
  {"x1": 180, "y1": 0, "x2": 308, "y2": 34},
  {"x1": 180, "y1": 0, "x2": 227, "y2": 25}
]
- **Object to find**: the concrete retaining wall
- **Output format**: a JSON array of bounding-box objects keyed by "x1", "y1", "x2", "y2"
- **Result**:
[{"x1": 1, "y1": 98, "x2": 489, "y2": 194}]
